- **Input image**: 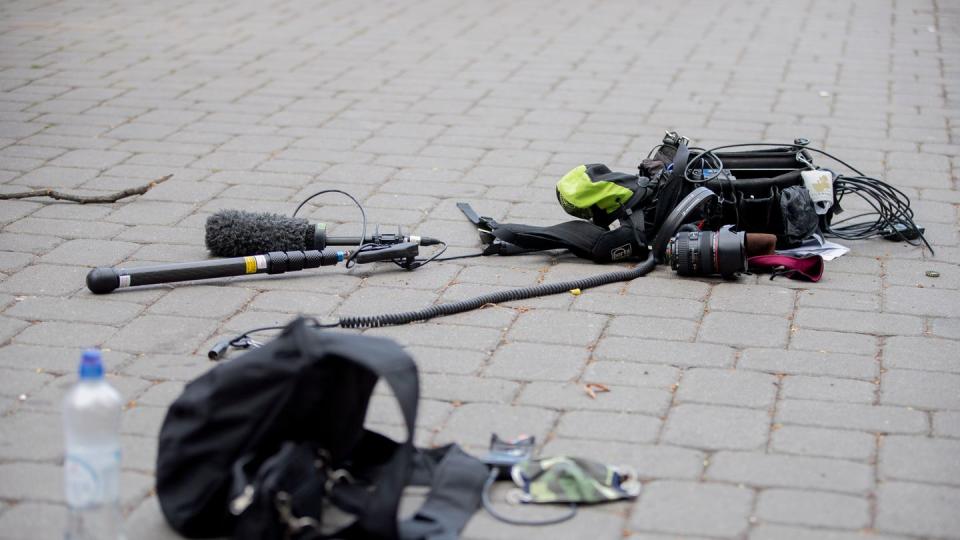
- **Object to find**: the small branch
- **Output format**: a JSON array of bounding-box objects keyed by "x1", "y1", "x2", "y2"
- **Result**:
[{"x1": 0, "y1": 174, "x2": 173, "y2": 204}]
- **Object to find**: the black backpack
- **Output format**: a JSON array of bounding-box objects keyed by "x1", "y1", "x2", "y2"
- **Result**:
[{"x1": 156, "y1": 317, "x2": 488, "y2": 539}]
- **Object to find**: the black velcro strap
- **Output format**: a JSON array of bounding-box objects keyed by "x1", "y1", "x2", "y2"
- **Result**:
[
  {"x1": 399, "y1": 445, "x2": 488, "y2": 540},
  {"x1": 488, "y1": 221, "x2": 605, "y2": 260}
]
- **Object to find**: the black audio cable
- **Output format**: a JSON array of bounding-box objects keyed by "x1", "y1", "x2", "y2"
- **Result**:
[
  {"x1": 211, "y1": 253, "x2": 658, "y2": 358},
  {"x1": 676, "y1": 142, "x2": 933, "y2": 253}
]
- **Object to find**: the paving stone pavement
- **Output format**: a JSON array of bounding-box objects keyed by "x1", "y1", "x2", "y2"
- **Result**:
[{"x1": 0, "y1": 0, "x2": 958, "y2": 538}]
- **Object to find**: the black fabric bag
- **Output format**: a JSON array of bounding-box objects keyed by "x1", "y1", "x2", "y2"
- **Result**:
[{"x1": 156, "y1": 317, "x2": 487, "y2": 539}]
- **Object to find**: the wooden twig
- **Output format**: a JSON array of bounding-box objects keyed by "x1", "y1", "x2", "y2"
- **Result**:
[{"x1": 0, "y1": 174, "x2": 173, "y2": 204}]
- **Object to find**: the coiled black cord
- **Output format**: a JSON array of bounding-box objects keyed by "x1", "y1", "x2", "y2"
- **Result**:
[
  {"x1": 213, "y1": 255, "x2": 657, "y2": 356},
  {"x1": 677, "y1": 142, "x2": 932, "y2": 253},
  {"x1": 337, "y1": 253, "x2": 657, "y2": 328}
]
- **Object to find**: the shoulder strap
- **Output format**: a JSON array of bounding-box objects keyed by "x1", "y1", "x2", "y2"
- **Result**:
[
  {"x1": 487, "y1": 221, "x2": 606, "y2": 260},
  {"x1": 399, "y1": 445, "x2": 488, "y2": 540},
  {"x1": 291, "y1": 320, "x2": 420, "y2": 539}
]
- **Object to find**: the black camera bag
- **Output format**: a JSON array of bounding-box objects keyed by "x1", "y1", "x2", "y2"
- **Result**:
[
  {"x1": 646, "y1": 139, "x2": 819, "y2": 247},
  {"x1": 156, "y1": 317, "x2": 487, "y2": 539}
]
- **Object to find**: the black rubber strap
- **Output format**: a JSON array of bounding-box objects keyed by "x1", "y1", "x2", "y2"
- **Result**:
[
  {"x1": 292, "y1": 322, "x2": 419, "y2": 539},
  {"x1": 399, "y1": 445, "x2": 488, "y2": 540}
]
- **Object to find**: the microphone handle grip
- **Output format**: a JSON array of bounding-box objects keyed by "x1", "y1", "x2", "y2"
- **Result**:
[{"x1": 87, "y1": 249, "x2": 345, "y2": 294}]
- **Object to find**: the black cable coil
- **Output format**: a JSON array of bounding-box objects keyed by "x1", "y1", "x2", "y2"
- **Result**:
[{"x1": 337, "y1": 254, "x2": 657, "y2": 328}]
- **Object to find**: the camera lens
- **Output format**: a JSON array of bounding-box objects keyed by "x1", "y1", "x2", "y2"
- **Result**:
[{"x1": 665, "y1": 226, "x2": 747, "y2": 278}]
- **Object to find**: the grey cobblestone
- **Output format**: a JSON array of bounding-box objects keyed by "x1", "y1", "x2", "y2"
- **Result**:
[
  {"x1": 699, "y1": 312, "x2": 790, "y2": 348},
  {"x1": 0, "y1": 411, "x2": 62, "y2": 461},
  {"x1": 709, "y1": 284, "x2": 795, "y2": 315},
  {"x1": 630, "y1": 481, "x2": 753, "y2": 537},
  {"x1": 0, "y1": 367, "x2": 54, "y2": 399},
  {"x1": 104, "y1": 315, "x2": 218, "y2": 354},
  {"x1": 0, "y1": 502, "x2": 68, "y2": 540},
  {"x1": 582, "y1": 361, "x2": 680, "y2": 389},
  {"x1": 754, "y1": 489, "x2": 870, "y2": 530},
  {"x1": 484, "y1": 342, "x2": 586, "y2": 382},
  {"x1": 663, "y1": 404, "x2": 770, "y2": 451},
  {"x1": 776, "y1": 400, "x2": 928, "y2": 434},
  {"x1": 793, "y1": 307, "x2": 925, "y2": 336},
  {"x1": 707, "y1": 451, "x2": 874, "y2": 494},
  {"x1": 606, "y1": 315, "x2": 698, "y2": 341},
  {"x1": 420, "y1": 374, "x2": 519, "y2": 405},
  {"x1": 771, "y1": 425, "x2": 876, "y2": 461},
  {"x1": 14, "y1": 321, "x2": 116, "y2": 348},
  {"x1": 676, "y1": 369, "x2": 777, "y2": 409},
  {"x1": 0, "y1": 344, "x2": 131, "y2": 375},
  {"x1": 595, "y1": 337, "x2": 736, "y2": 368},
  {"x1": 881, "y1": 369, "x2": 960, "y2": 410},
  {"x1": 884, "y1": 336, "x2": 960, "y2": 373},
  {"x1": 885, "y1": 285, "x2": 960, "y2": 318},
  {"x1": 739, "y1": 349, "x2": 877, "y2": 380},
  {"x1": 0, "y1": 264, "x2": 88, "y2": 296},
  {"x1": 781, "y1": 375, "x2": 877, "y2": 404},
  {"x1": 880, "y1": 436, "x2": 960, "y2": 485},
  {"x1": 0, "y1": 315, "x2": 29, "y2": 343},
  {"x1": 38, "y1": 238, "x2": 140, "y2": 267},
  {"x1": 574, "y1": 292, "x2": 704, "y2": 320},
  {"x1": 788, "y1": 328, "x2": 878, "y2": 355},
  {"x1": 507, "y1": 309, "x2": 607, "y2": 346},
  {"x1": 797, "y1": 289, "x2": 880, "y2": 312},
  {"x1": 518, "y1": 381, "x2": 671, "y2": 416},
  {"x1": 556, "y1": 410, "x2": 661, "y2": 444},
  {"x1": 50, "y1": 149, "x2": 129, "y2": 169},
  {"x1": 748, "y1": 524, "x2": 907, "y2": 540},
  {"x1": 147, "y1": 286, "x2": 254, "y2": 319},
  {"x1": 933, "y1": 411, "x2": 960, "y2": 439},
  {"x1": 876, "y1": 482, "x2": 960, "y2": 538},
  {"x1": 2, "y1": 0, "x2": 958, "y2": 537}
]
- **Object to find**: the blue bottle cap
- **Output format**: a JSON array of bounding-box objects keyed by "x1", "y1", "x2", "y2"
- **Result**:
[{"x1": 79, "y1": 348, "x2": 104, "y2": 379}]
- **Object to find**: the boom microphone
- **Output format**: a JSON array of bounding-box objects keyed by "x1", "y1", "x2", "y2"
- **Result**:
[
  {"x1": 205, "y1": 210, "x2": 439, "y2": 257},
  {"x1": 86, "y1": 242, "x2": 421, "y2": 294}
]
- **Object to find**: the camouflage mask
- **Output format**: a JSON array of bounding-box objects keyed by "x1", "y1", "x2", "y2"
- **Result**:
[{"x1": 509, "y1": 456, "x2": 641, "y2": 504}]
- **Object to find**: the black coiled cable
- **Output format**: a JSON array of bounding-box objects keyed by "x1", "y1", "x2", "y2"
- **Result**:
[
  {"x1": 337, "y1": 254, "x2": 657, "y2": 328},
  {"x1": 679, "y1": 142, "x2": 932, "y2": 253}
]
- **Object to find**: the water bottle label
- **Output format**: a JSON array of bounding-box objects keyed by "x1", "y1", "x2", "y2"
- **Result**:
[{"x1": 65, "y1": 448, "x2": 120, "y2": 508}]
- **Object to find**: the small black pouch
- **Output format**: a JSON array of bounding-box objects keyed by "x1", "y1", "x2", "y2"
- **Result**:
[
  {"x1": 779, "y1": 185, "x2": 819, "y2": 247},
  {"x1": 735, "y1": 186, "x2": 781, "y2": 235}
]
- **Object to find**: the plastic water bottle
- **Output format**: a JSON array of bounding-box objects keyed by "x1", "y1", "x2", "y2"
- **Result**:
[{"x1": 63, "y1": 349, "x2": 125, "y2": 540}]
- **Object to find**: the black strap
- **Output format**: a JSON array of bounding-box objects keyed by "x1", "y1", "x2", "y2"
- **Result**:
[
  {"x1": 456, "y1": 202, "x2": 482, "y2": 226},
  {"x1": 399, "y1": 445, "x2": 488, "y2": 540},
  {"x1": 292, "y1": 320, "x2": 419, "y2": 539},
  {"x1": 652, "y1": 141, "x2": 690, "y2": 235},
  {"x1": 488, "y1": 221, "x2": 605, "y2": 260}
]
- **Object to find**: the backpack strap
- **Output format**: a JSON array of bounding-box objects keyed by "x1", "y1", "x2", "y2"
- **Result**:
[
  {"x1": 292, "y1": 320, "x2": 420, "y2": 539},
  {"x1": 652, "y1": 140, "x2": 690, "y2": 234},
  {"x1": 398, "y1": 445, "x2": 488, "y2": 540}
]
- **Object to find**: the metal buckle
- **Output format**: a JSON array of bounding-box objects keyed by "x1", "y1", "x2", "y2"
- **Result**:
[
  {"x1": 663, "y1": 130, "x2": 690, "y2": 147},
  {"x1": 229, "y1": 484, "x2": 255, "y2": 516},
  {"x1": 795, "y1": 151, "x2": 815, "y2": 170},
  {"x1": 275, "y1": 491, "x2": 322, "y2": 536},
  {"x1": 324, "y1": 468, "x2": 356, "y2": 493}
]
